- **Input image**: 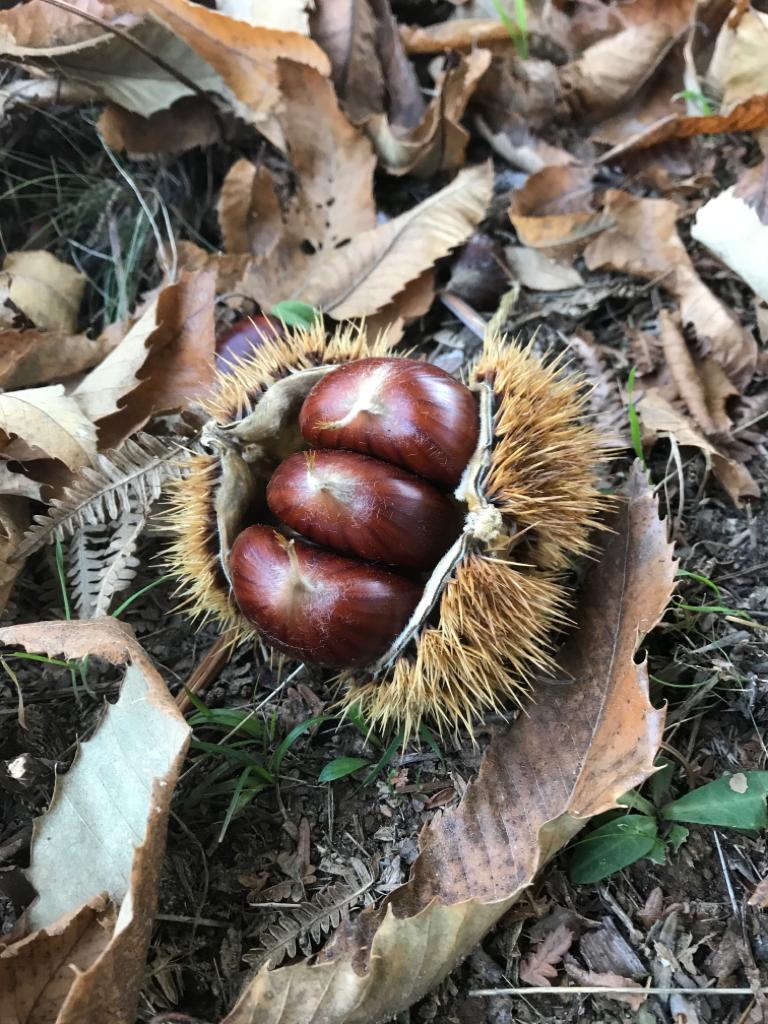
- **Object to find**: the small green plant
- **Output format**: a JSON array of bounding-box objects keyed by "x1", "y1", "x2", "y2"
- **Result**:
[
  {"x1": 625, "y1": 367, "x2": 646, "y2": 468},
  {"x1": 568, "y1": 768, "x2": 768, "y2": 883},
  {"x1": 490, "y1": 0, "x2": 529, "y2": 60},
  {"x1": 271, "y1": 300, "x2": 320, "y2": 330},
  {"x1": 672, "y1": 89, "x2": 714, "y2": 116}
]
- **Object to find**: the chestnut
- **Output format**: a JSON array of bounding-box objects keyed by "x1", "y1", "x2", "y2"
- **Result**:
[
  {"x1": 266, "y1": 450, "x2": 463, "y2": 571},
  {"x1": 230, "y1": 526, "x2": 422, "y2": 668},
  {"x1": 215, "y1": 315, "x2": 282, "y2": 373},
  {"x1": 299, "y1": 357, "x2": 479, "y2": 487}
]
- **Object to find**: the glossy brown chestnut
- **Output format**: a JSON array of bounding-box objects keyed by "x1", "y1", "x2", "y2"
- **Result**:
[
  {"x1": 267, "y1": 450, "x2": 463, "y2": 571},
  {"x1": 215, "y1": 315, "x2": 282, "y2": 373},
  {"x1": 299, "y1": 357, "x2": 479, "y2": 488},
  {"x1": 230, "y1": 526, "x2": 422, "y2": 668}
]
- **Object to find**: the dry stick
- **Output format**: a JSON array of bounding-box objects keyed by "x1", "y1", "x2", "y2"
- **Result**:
[
  {"x1": 175, "y1": 635, "x2": 233, "y2": 713},
  {"x1": 36, "y1": 0, "x2": 213, "y2": 103},
  {"x1": 470, "y1": 986, "x2": 768, "y2": 998}
]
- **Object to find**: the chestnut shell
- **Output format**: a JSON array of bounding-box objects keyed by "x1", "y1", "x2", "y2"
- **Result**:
[
  {"x1": 267, "y1": 450, "x2": 462, "y2": 571},
  {"x1": 230, "y1": 526, "x2": 422, "y2": 668},
  {"x1": 299, "y1": 357, "x2": 479, "y2": 487}
]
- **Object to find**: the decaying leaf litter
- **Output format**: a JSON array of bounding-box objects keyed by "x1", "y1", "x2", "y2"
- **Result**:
[{"x1": 0, "y1": 1, "x2": 766, "y2": 1022}]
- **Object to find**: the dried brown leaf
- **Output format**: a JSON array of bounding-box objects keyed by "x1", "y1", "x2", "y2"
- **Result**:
[
  {"x1": 0, "y1": 329, "x2": 117, "y2": 390},
  {"x1": 637, "y1": 387, "x2": 759, "y2": 506},
  {"x1": 637, "y1": 885, "x2": 664, "y2": 927},
  {"x1": 563, "y1": 959, "x2": 648, "y2": 1011},
  {"x1": 748, "y1": 876, "x2": 768, "y2": 908},
  {"x1": 98, "y1": 95, "x2": 220, "y2": 154},
  {"x1": 218, "y1": 161, "x2": 284, "y2": 259},
  {"x1": 509, "y1": 165, "x2": 611, "y2": 251},
  {"x1": 519, "y1": 924, "x2": 574, "y2": 986},
  {"x1": 222, "y1": 466, "x2": 673, "y2": 1023},
  {"x1": 367, "y1": 48, "x2": 491, "y2": 176},
  {"x1": 476, "y1": 112, "x2": 576, "y2": 174},
  {"x1": 0, "y1": 496, "x2": 30, "y2": 613},
  {"x1": 0, "y1": 0, "x2": 133, "y2": 49},
  {"x1": 0, "y1": 251, "x2": 85, "y2": 334},
  {"x1": 0, "y1": 386, "x2": 96, "y2": 471},
  {"x1": 124, "y1": 0, "x2": 330, "y2": 143},
  {"x1": 560, "y1": 23, "x2": 675, "y2": 119},
  {"x1": 310, "y1": 0, "x2": 384, "y2": 123},
  {"x1": 93, "y1": 269, "x2": 216, "y2": 448},
  {"x1": 400, "y1": 17, "x2": 511, "y2": 54},
  {"x1": 584, "y1": 190, "x2": 757, "y2": 386},
  {"x1": 658, "y1": 309, "x2": 718, "y2": 435},
  {"x1": 507, "y1": 246, "x2": 584, "y2": 291},
  {"x1": 708, "y1": 7, "x2": 768, "y2": 113},
  {"x1": 0, "y1": 618, "x2": 189, "y2": 1024},
  {"x1": 473, "y1": 53, "x2": 564, "y2": 131}
]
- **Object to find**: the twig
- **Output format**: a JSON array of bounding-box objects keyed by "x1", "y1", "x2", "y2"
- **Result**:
[
  {"x1": 175, "y1": 634, "x2": 233, "y2": 713},
  {"x1": 713, "y1": 828, "x2": 740, "y2": 916},
  {"x1": 470, "y1": 986, "x2": 768, "y2": 998},
  {"x1": 439, "y1": 291, "x2": 488, "y2": 341}
]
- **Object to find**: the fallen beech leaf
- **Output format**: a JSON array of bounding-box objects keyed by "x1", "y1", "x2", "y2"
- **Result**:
[
  {"x1": 0, "y1": 328, "x2": 117, "y2": 390},
  {"x1": 584, "y1": 190, "x2": 757, "y2": 387},
  {"x1": 98, "y1": 95, "x2": 220, "y2": 155},
  {"x1": 0, "y1": 386, "x2": 96, "y2": 471},
  {"x1": 0, "y1": 618, "x2": 189, "y2": 1024},
  {"x1": 637, "y1": 387, "x2": 759, "y2": 506},
  {"x1": 520, "y1": 924, "x2": 574, "y2": 986},
  {"x1": 222, "y1": 466, "x2": 672, "y2": 1024},
  {"x1": 83, "y1": 270, "x2": 216, "y2": 447},
  {"x1": 309, "y1": 0, "x2": 383, "y2": 123},
  {"x1": 297, "y1": 162, "x2": 492, "y2": 318},
  {"x1": 0, "y1": 251, "x2": 85, "y2": 333},
  {"x1": 506, "y1": 246, "x2": 585, "y2": 291},
  {"x1": 708, "y1": 7, "x2": 768, "y2": 113},
  {"x1": 400, "y1": 18, "x2": 513, "y2": 54},
  {"x1": 367, "y1": 49, "x2": 491, "y2": 176},
  {"x1": 560, "y1": 23, "x2": 675, "y2": 119},
  {"x1": 509, "y1": 165, "x2": 610, "y2": 250},
  {"x1": 563, "y1": 959, "x2": 648, "y2": 1011},
  {"x1": 691, "y1": 161, "x2": 768, "y2": 304},
  {"x1": 217, "y1": 0, "x2": 312, "y2": 33}
]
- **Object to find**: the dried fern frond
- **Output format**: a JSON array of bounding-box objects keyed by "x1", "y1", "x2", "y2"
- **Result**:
[
  {"x1": 17, "y1": 433, "x2": 184, "y2": 560},
  {"x1": 246, "y1": 872, "x2": 375, "y2": 971}
]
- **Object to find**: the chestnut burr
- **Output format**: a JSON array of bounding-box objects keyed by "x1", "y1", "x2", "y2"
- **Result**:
[
  {"x1": 267, "y1": 450, "x2": 462, "y2": 570},
  {"x1": 230, "y1": 526, "x2": 422, "y2": 668},
  {"x1": 299, "y1": 357, "x2": 479, "y2": 487}
]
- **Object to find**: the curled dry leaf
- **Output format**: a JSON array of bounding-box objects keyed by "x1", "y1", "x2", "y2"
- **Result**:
[
  {"x1": 476, "y1": 112, "x2": 576, "y2": 175},
  {"x1": 128, "y1": 0, "x2": 329, "y2": 142},
  {"x1": 584, "y1": 190, "x2": 757, "y2": 387},
  {"x1": 560, "y1": 23, "x2": 675, "y2": 119},
  {"x1": 0, "y1": 386, "x2": 96, "y2": 472},
  {"x1": 367, "y1": 49, "x2": 491, "y2": 177},
  {"x1": 509, "y1": 165, "x2": 610, "y2": 251},
  {"x1": 0, "y1": 251, "x2": 85, "y2": 334},
  {"x1": 0, "y1": 618, "x2": 189, "y2": 1024},
  {"x1": 519, "y1": 924, "x2": 574, "y2": 986},
  {"x1": 506, "y1": 246, "x2": 585, "y2": 291},
  {"x1": 0, "y1": 496, "x2": 31, "y2": 614},
  {"x1": 75, "y1": 269, "x2": 216, "y2": 447},
  {"x1": 636, "y1": 386, "x2": 759, "y2": 506},
  {"x1": 707, "y1": 7, "x2": 768, "y2": 113},
  {"x1": 222, "y1": 465, "x2": 673, "y2": 1024},
  {"x1": 400, "y1": 18, "x2": 513, "y2": 54},
  {"x1": 309, "y1": 0, "x2": 383, "y2": 124},
  {"x1": 691, "y1": 160, "x2": 768, "y2": 304}
]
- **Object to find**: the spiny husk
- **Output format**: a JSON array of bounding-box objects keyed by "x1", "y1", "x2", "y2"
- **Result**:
[{"x1": 165, "y1": 322, "x2": 606, "y2": 738}]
